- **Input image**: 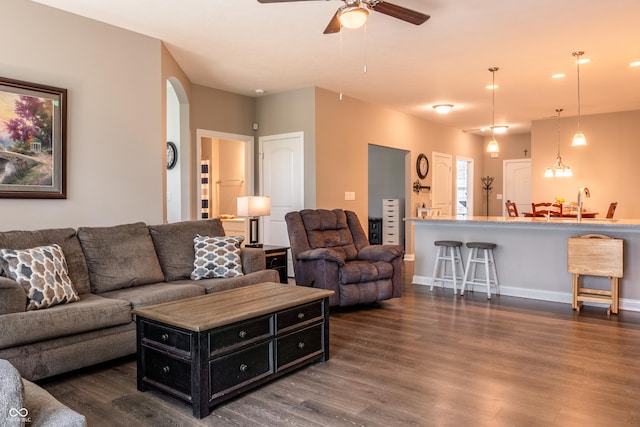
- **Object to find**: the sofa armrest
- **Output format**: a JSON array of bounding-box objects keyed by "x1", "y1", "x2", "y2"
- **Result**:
[
  {"x1": 357, "y1": 244, "x2": 404, "y2": 262},
  {"x1": 296, "y1": 248, "x2": 345, "y2": 266},
  {"x1": 0, "y1": 278, "x2": 26, "y2": 315},
  {"x1": 240, "y1": 247, "x2": 266, "y2": 274},
  {"x1": 0, "y1": 359, "x2": 23, "y2": 427}
]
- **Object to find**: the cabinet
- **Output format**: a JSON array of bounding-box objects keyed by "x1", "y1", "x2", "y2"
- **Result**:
[
  {"x1": 382, "y1": 199, "x2": 400, "y2": 245},
  {"x1": 263, "y1": 245, "x2": 289, "y2": 284},
  {"x1": 368, "y1": 218, "x2": 382, "y2": 245}
]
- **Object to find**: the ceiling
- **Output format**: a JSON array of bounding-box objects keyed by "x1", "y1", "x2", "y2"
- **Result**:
[{"x1": 33, "y1": 0, "x2": 640, "y2": 134}]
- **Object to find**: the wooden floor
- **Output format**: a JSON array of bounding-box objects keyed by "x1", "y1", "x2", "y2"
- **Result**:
[{"x1": 40, "y1": 263, "x2": 640, "y2": 426}]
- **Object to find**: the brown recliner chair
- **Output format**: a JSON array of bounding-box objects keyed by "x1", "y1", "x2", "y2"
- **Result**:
[{"x1": 285, "y1": 209, "x2": 404, "y2": 307}]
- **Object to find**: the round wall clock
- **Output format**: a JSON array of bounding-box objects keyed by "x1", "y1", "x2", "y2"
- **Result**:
[
  {"x1": 416, "y1": 153, "x2": 429, "y2": 179},
  {"x1": 167, "y1": 141, "x2": 178, "y2": 170}
]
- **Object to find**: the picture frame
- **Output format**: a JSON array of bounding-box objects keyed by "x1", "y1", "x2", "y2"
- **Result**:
[{"x1": 0, "y1": 77, "x2": 67, "y2": 198}]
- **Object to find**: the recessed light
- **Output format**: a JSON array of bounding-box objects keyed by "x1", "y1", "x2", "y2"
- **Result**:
[
  {"x1": 552, "y1": 73, "x2": 566, "y2": 79},
  {"x1": 433, "y1": 104, "x2": 454, "y2": 114},
  {"x1": 577, "y1": 58, "x2": 590, "y2": 64},
  {"x1": 631, "y1": 61, "x2": 640, "y2": 67},
  {"x1": 485, "y1": 84, "x2": 498, "y2": 90},
  {"x1": 255, "y1": 89, "x2": 265, "y2": 95}
]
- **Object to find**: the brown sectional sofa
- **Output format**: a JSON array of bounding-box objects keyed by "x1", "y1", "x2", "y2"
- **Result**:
[{"x1": 0, "y1": 219, "x2": 279, "y2": 381}]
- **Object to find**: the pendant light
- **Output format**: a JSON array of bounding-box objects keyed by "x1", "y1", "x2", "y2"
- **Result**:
[
  {"x1": 544, "y1": 109, "x2": 573, "y2": 178},
  {"x1": 572, "y1": 51, "x2": 587, "y2": 146},
  {"x1": 486, "y1": 67, "x2": 500, "y2": 155}
]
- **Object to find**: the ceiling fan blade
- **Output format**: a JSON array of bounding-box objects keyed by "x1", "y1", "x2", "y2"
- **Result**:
[
  {"x1": 369, "y1": 1, "x2": 430, "y2": 25},
  {"x1": 323, "y1": 10, "x2": 342, "y2": 34}
]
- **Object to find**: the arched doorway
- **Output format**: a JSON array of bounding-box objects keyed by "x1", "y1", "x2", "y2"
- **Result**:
[{"x1": 166, "y1": 77, "x2": 190, "y2": 222}]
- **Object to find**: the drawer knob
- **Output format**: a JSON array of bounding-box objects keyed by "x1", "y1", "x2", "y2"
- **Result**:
[
  {"x1": 239, "y1": 364, "x2": 248, "y2": 372},
  {"x1": 298, "y1": 342, "x2": 305, "y2": 349},
  {"x1": 297, "y1": 312, "x2": 305, "y2": 320},
  {"x1": 162, "y1": 366, "x2": 170, "y2": 374},
  {"x1": 161, "y1": 333, "x2": 169, "y2": 342},
  {"x1": 238, "y1": 330, "x2": 247, "y2": 339}
]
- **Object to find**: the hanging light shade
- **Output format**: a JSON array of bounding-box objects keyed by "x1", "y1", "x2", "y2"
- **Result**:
[
  {"x1": 544, "y1": 109, "x2": 573, "y2": 178},
  {"x1": 487, "y1": 67, "x2": 500, "y2": 155},
  {"x1": 338, "y1": 5, "x2": 369, "y2": 29},
  {"x1": 572, "y1": 51, "x2": 587, "y2": 146}
]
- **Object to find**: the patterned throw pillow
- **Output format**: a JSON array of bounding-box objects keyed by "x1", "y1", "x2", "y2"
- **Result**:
[
  {"x1": 190, "y1": 235, "x2": 244, "y2": 280},
  {"x1": 0, "y1": 244, "x2": 79, "y2": 310}
]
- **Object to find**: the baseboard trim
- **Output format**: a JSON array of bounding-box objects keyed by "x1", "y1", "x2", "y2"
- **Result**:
[{"x1": 412, "y1": 274, "x2": 640, "y2": 312}]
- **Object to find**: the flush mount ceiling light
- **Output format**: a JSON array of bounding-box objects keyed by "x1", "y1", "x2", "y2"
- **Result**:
[
  {"x1": 545, "y1": 109, "x2": 573, "y2": 178},
  {"x1": 338, "y1": 3, "x2": 369, "y2": 29},
  {"x1": 572, "y1": 51, "x2": 587, "y2": 146},
  {"x1": 486, "y1": 67, "x2": 500, "y2": 156},
  {"x1": 491, "y1": 125, "x2": 509, "y2": 134},
  {"x1": 433, "y1": 104, "x2": 454, "y2": 114}
]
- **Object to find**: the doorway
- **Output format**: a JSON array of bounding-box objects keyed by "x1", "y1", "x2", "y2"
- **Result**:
[
  {"x1": 456, "y1": 157, "x2": 474, "y2": 217},
  {"x1": 196, "y1": 129, "x2": 254, "y2": 227},
  {"x1": 165, "y1": 78, "x2": 190, "y2": 223}
]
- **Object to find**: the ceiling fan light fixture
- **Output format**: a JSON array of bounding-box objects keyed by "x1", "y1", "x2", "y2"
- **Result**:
[
  {"x1": 338, "y1": 6, "x2": 369, "y2": 29},
  {"x1": 433, "y1": 104, "x2": 453, "y2": 114}
]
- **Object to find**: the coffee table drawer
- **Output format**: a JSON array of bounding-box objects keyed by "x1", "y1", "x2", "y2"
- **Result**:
[
  {"x1": 142, "y1": 321, "x2": 191, "y2": 355},
  {"x1": 208, "y1": 315, "x2": 273, "y2": 355},
  {"x1": 277, "y1": 324, "x2": 323, "y2": 369},
  {"x1": 210, "y1": 341, "x2": 273, "y2": 398},
  {"x1": 142, "y1": 347, "x2": 192, "y2": 398},
  {"x1": 276, "y1": 301, "x2": 323, "y2": 332}
]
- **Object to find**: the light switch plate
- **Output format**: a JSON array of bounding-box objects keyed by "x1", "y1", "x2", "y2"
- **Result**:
[{"x1": 345, "y1": 192, "x2": 355, "y2": 201}]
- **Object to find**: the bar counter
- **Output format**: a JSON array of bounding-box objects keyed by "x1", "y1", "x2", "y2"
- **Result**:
[{"x1": 406, "y1": 216, "x2": 640, "y2": 311}]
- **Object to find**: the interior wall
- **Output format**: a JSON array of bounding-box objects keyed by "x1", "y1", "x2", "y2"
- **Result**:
[
  {"x1": 190, "y1": 85, "x2": 255, "y2": 217},
  {"x1": 531, "y1": 110, "x2": 640, "y2": 218},
  {"x1": 1, "y1": 0, "x2": 162, "y2": 230},
  {"x1": 166, "y1": 81, "x2": 181, "y2": 223},
  {"x1": 161, "y1": 44, "x2": 192, "y2": 221},
  {"x1": 482, "y1": 132, "x2": 532, "y2": 216},
  {"x1": 313, "y1": 87, "x2": 485, "y2": 254},
  {"x1": 256, "y1": 87, "x2": 316, "y2": 208}
]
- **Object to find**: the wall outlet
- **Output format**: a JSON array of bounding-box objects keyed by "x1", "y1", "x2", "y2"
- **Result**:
[
  {"x1": 497, "y1": 194, "x2": 503, "y2": 200},
  {"x1": 345, "y1": 191, "x2": 355, "y2": 201}
]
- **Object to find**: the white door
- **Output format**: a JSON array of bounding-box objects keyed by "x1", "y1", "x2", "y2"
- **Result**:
[
  {"x1": 260, "y1": 132, "x2": 304, "y2": 276},
  {"x1": 432, "y1": 152, "x2": 453, "y2": 216},
  {"x1": 503, "y1": 159, "x2": 531, "y2": 216}
]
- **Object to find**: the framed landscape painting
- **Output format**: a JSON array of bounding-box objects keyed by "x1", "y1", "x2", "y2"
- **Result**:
[{"x1": 0, "y1": 77, "x2": 67, "y2": 198}]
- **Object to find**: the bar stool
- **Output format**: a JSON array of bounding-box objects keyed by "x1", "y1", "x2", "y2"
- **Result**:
[
  {"x1": 430, "y1": 240, "x2": 465, "y2": 294},
  {"x1": 460, "y1": 242, "x2": 499, "y2": 299}
]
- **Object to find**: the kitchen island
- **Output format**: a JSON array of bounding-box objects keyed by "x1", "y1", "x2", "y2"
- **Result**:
[{"x1": 406, "y1": 216, "x2": 640, "y2": 311}]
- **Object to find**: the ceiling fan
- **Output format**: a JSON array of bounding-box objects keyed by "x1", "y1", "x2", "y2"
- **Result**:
[{"x1": 257, "y1": 0, "x2": 430, "y2": 34}]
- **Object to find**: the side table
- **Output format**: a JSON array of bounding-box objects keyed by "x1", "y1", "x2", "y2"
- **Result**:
[{"x1": 263, "y1": 245, "x2": 289, "y2": 284}]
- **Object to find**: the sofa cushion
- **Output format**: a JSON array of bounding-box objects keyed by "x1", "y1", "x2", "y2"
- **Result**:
[
  {"x1": 148, "y1": 219, "x2": 226, "y2": 281},
  {"x1": 0, "y1": 228, "x2": 91, "y2": 295},
  {"x1": 99, "y1": 282, "x2": 205, "y2": 309},
  {"x1": 191, "y1": 235, "x2": 244, "y2": 279},
  {"x1": 0, "y1": 359, "x2": 23, "y2": 427},
  {"x1": 177, "y1": 268, "x2": 280, "y2": 294},
  {"x1": 77, "y1": 222, "x2": 164, "y2": 293},
  {"x1": 339, "y1": 260, "x2": 393, "y2": 285},
  {"x1": 0, "y1": 293, "x2": 132, "y2": 350},
  {"x1": 0, "y1": 244, "x2": 79, "y2": 310}
]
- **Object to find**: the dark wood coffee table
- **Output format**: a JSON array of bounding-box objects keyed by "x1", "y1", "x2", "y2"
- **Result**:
[{"x1": 133, "y1": 282, "x2": 334, "y2": 418}]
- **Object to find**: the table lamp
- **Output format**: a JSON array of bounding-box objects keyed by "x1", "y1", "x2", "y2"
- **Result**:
[{"x1": 237, "y1": 196, "x2": 271, "y2": 248}]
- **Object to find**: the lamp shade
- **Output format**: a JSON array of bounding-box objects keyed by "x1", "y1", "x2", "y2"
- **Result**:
[
  {"x1": 487, "y1": 137, "x2": 499, "y2": 154},
  {"x1": 237, "y1": 196, "x2": 271, "y2": 217},
  {"x1": 339, "y1": 6, "x2": 368, "y2": 29},
  {"x1": 572, "y1": 131, "x2": 587, "y2": 147}
]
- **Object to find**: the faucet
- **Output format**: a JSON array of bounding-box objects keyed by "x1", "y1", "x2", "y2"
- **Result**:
[{"x1": 577, "y1": 187, "x2": 591, "y2": 222}]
